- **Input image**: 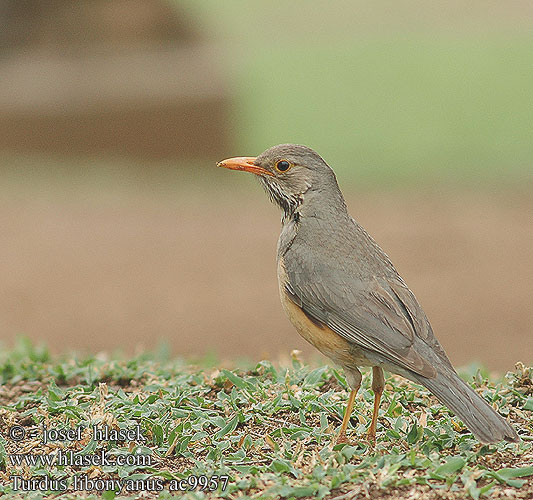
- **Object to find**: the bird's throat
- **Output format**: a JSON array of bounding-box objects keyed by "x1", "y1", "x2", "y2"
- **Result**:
[{"x1": 257, "y1": 176, "x2": 301, "y2": 220}]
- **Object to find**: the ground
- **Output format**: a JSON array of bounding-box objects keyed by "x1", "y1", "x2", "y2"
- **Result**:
[{"x1": 0, "y1": 345, "x2": 531, "y2": 499}]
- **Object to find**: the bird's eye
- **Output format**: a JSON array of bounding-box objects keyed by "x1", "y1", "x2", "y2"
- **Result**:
[{"x1": 275, "y1": 160, "x2": 291, "y2": 172}]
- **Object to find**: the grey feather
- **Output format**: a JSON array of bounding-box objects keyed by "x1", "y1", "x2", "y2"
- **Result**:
[{"x1": 410, "y1": 368, "x2": 519, "y2": 443}]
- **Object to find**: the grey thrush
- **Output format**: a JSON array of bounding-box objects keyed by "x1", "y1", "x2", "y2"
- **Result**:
[{"x1": 217, "y1": 144, "x2": 518, "y2": 444}]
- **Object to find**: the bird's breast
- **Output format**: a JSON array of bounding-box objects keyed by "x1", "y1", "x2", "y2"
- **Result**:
[{"x1": 277, "y1": 257, "x2": 371, "y2": 369}]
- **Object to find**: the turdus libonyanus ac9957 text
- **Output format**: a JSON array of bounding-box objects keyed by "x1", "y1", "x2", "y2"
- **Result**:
[{"x1": 217, "y1": 144, "x2": 518, "y2": 444}]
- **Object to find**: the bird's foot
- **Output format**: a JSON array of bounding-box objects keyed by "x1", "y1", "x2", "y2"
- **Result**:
[
  {"x1": 365, "y1": 427, "x2": 377, "y2": 446},
  {"x1": 334, "y1": 431, "x2": 352, "y2": 446}
]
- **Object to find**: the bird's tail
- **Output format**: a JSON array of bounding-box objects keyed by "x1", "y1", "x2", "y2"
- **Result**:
[{"x1": 412, "y1": 367, "x2": 518, "y2": 444}]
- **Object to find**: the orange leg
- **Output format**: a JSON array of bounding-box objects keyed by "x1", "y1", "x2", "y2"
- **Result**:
[
  {"x1": 337, "y1": 389, "x2": 358, "y2": 443},
  {"x1": 336, "y1": 369, "x2": 361, "y2": 444},
  {"x1": 367, "y1": 366, "x2": 385, "y2": 442}
]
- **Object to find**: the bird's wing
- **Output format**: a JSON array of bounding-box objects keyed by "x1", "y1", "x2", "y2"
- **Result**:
[{"x1": 284, "y1": 259, "x2": 437, "y2": 378}]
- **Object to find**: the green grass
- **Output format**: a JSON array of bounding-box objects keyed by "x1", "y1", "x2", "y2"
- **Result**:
[{"x1": 0, "y1": 340, "x2": 531, "y2": 499}]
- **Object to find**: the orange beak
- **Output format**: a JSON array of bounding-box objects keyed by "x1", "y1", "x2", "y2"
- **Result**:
[{"x1": 217, "y1": 156, "x2": 274, "y2": 177}]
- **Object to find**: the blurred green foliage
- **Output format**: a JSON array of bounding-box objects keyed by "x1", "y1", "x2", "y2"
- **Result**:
[
  {"x1": 179, "y1": 1, "x2": 533, "y2": 187},
  {"x1": 238, "y1": 37, "x2": 533, "y2": 185}
]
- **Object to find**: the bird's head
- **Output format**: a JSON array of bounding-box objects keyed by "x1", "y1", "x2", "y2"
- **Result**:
[{"x1": 217, "y1": 144, "x2": 345, "y2": 218}]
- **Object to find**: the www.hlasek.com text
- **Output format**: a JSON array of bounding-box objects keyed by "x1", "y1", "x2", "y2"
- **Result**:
[{"x1": 8, "y1": 448, "x2": 151, "y2": 468}]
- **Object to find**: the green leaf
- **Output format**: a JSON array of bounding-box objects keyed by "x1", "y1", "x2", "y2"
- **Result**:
[
  {"x1": 303, "y1": 367, "x2": 328, "y2": 388},
  {"x1": 319, "y1": 413, "x2": 328, "y2": 431},
  {"x1": 496, "y1": 466, "x2": 533, "y2": 479},
  {"x1": 488, "y1": 466, "x2": 533, "y2": 487},
  {"x1": 407, "y1": 422, "x2": 420, "y2": 444},
  {"x1": 340, "y1": 445, "x2": 358, "y2": 460},
  {"x1": 101, "y1": 490, "x2": 117, "y2": 500},
  {"x1": 215, "y1": 414, "x2": 239, "y2": 440},
  {"x1": 269, "y1": 458, "x2": 300, "y2": 477},
  {"x1": 151, "y1": 469, "x2": 178, "y2": 480},
  {"x1": 221, "y1": 370, "x2": 256, "y2": 392},
  {"x1": 289, "y1": 485, "x2": 318, "y2": 497},
  {"x1": 0, "y1": 435, "x2": 7, "y2": 466},
  {"x1": 151, "y1": 423, "x2": 164, "y2": 445},
  {"x1": 79, "y1": 439, "x2": 97, "y2": 455},
  {"x1": 434, "y1": 456, "x2": 466, "y2": 476},
  {"x1": 124, "y1": 473, "x2": 151, "y2": 481},
  {"x1": 47, "y1": 381, "x2": 65, "y2": 401},
  {"x1": 524, "y1": 398, "x2": 533, "y2": 411},
  {"x1": 270, "y1": 459, "x2": 291, "y2": 473}
]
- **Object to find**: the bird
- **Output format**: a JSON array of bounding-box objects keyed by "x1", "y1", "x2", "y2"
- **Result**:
[{"x1": 217, "y1": 144, "x2": 518, "y2": 444}]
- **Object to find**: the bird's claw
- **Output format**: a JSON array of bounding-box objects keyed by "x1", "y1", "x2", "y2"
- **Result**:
[
  {"x1": 335, "y1": 431, "x2": 352, "y2": 445},
  {"x1": 365, "y1": 430, "x2": 377, "y2": 446}
]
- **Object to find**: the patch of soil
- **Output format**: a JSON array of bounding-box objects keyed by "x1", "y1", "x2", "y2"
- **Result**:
[{"x1": 0, "y1": 185, "x2": 531, "y2": 372}]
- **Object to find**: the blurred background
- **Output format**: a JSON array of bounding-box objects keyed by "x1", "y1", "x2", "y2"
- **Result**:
[{"x1": 1, "y1": 0, "x2": 531, "y2": 371}]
